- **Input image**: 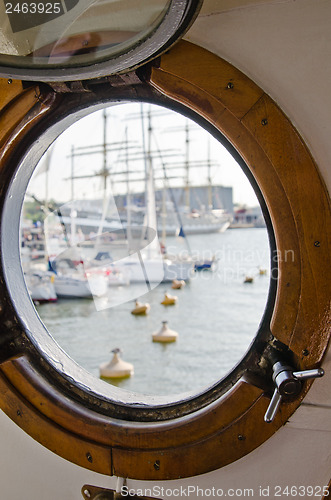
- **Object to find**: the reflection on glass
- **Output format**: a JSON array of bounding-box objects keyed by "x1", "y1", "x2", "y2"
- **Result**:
[
  {"x1": 0, "y1": 0, "x2": 170, "y2": 66},
  {"x1": 20, "y1": 103, "x2": 270, "y2": 397}
]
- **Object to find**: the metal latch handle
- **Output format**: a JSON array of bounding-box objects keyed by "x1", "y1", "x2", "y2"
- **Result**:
[{"x1": 264, "y1": 361, "x2": 324, "y2": 423}]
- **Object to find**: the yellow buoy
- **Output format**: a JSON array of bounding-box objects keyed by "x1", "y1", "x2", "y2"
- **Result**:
[
  {"x1": 161, "y1": 292, "x2": 178, "y2": 305},
  {"x1": 131, "y1": 300, "x2": 150, "y2": 315},
  {"x1": 99, "y1": 348, "x2": 134, "y2": 379},
  {"x1": 259, "y1": 268, "x2": 267, "y2": 275},
  {"x1": 152, "y1": 321, "x2": 178, "y2": 343},
  {"x1": 244, "y1": 276, "x2": 254, "y2": 283},
  {"x1": 171, "y1": 279, "x2": 186, "y2": 290}
]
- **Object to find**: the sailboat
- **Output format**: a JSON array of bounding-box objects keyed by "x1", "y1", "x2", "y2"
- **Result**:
[
  {"x1": 44, "y1": 214, "x2": 108, "y2": 299},
  {"x1": 24, "y1": 270, "x2": 57, "y2": 303},
  {"x1": 111, "y1": 130, "x2": 194, "y2": 283},
  {"x1": 159, "y1": 209, "x2": 231, "y2": 236},
  {"x1": 49, "y1": 255, "x2": 108, "y2": 299},
  {"x1": 156, "y1": 122, "x2": 232, "y2": 236},
  {"x1": 62, "y1": 111, "x2": 193, "y2": 285}
]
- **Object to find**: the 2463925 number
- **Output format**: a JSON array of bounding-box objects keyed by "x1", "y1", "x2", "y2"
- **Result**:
[
  {"x1": 5, "y1": 2, "x2": 62, "y2": 14},
  {"x1": 274, "y1": 485, "x2": 330, "y2": 497}
]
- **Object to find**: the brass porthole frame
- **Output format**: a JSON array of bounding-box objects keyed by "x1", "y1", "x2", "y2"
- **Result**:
[{"x1": 0, "y1": 41, "x2": 330, "y2": 480}]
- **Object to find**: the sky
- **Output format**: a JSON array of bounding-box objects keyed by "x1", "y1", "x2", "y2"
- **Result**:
[{"x1": 28, "y1": 102, "x2": 259, "y2": 208}]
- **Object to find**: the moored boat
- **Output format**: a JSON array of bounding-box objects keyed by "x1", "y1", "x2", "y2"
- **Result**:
[
  {"x1": 49, "y1": 258, "x2": 108, "y2": 298},
  {"x1": 25, "y1": 271, "x2": 57, "y2": 303}
]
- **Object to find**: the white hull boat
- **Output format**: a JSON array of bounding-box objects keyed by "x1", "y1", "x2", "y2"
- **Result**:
[
  {"x1": 160, "y1": 214, "x2": 231, "y2": 236},
  {"x1": 53, "y1": 273, "x2": 107, "y2": 298},
  {"x1": 114, "y1": 255, "x2": 193, "y2": 283},
  {"x1": 49, "y1": 257, "x2": 108, "y2": 298},
  {"x1": 25, "y1": 272, "x2": 57, "y2": 303}
]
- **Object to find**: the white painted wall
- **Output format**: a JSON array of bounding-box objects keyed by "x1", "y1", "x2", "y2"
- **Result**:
[{"x1": 187, "y1": 0, "x2": 331, "y2": 191}]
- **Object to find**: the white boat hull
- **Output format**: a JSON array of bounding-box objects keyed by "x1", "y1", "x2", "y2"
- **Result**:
[
  {"x1": 115, "y1": 257, "x2": 193, "y2": 283},
  {"x1": 25, "y1": 272, "x2": 57, "y2": 303},
  {"x1": 160, "y1": 219, "x2": 230, "y2": 236},
  {"x1": 54, "y1": 274, "x2": 107, "y2": 298}
]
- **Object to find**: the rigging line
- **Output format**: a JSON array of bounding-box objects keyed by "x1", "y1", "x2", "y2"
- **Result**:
[
  {"x1": 137, "y1": 250, "x2": 152, "y2": 291},
  {"x1": 139, "y1": 103, "x2": 151, "y2": 248},
  {"x1": 97, "y1": 127, "x2": 133, "y2": 239},
  {"x1": 55, "y1": 208, "x2": 70, "y2": 248},
  {"x1": 151, "y1": 129, "x2": 192, "y2": 256}
]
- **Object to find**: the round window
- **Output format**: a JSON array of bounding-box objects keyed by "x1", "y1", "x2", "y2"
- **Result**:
[{"x1": 20, "y1": 102, "x2": 272, "y2": 398}]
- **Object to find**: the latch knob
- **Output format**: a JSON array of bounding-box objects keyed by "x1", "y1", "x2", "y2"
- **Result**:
[{"x1": 264, "y1": 361, "x2": 324, "y2": 423}]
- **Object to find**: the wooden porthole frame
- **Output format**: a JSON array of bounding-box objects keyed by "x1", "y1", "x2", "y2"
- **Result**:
[{"x1": 0, "y1": 41, "x2": 330, "y2": 480}]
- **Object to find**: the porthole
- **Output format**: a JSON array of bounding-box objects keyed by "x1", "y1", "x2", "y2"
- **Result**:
[
  {"x1": 0, "y1": 41, "x2": 329, "y2": 480},
  {"x1": 20, "y1": 101, "x2": 272, "y2": 398},
  {"x1": 1, "y1": 95, "x2": 275, "y2": 417}
]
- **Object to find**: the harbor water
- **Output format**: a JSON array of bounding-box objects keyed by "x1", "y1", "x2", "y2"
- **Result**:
[{"x1": 35, "y1": 228, "x2": 271, "y2": 397}]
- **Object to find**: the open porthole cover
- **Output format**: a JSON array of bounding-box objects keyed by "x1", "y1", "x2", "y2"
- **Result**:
[
  {"x1": 0, "y1": 41, "x2": 330, "y2": 480},
  {"x1": 0, "y1": 0, "x2": 202, "y2": 81}
]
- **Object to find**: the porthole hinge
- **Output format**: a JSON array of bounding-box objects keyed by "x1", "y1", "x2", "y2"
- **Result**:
[
  {"x1": 47, "y1": 81, "x2": 93, "y2": 93},
  {"x1": 264, "y1": 359, "x2": 324, "y2": 423},
  {"x1": 47, "y1": 72, "x2": 144, "y2": 94}
]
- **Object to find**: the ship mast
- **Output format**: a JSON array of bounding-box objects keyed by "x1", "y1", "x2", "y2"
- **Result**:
[{"x1": 185, "y1": 120, "x2": 190, "y2": 210}]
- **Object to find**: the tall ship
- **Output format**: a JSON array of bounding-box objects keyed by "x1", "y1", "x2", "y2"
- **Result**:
[{"x1": 157, "y1": 205, "x2": 231, "y2": 236}]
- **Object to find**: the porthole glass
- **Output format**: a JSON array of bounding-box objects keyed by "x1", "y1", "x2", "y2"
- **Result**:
[
  {"x1": 0, "y1": 0, "x2": 202, "y2": 80},
  {"x1": 20, "y1": 102, "x2": 271, "y2": 397}
]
